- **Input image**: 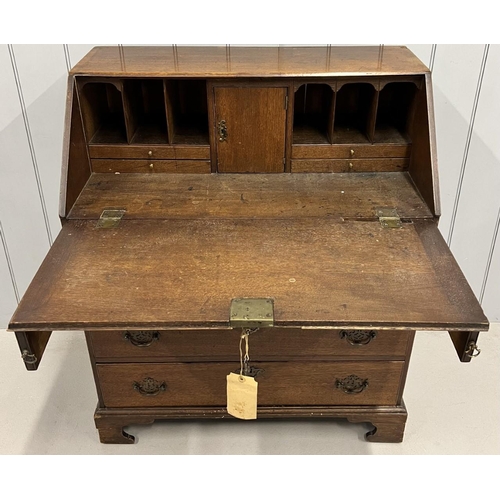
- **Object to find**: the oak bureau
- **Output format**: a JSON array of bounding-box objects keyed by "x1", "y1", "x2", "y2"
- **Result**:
[{"x1": 8, "y1": 45, "x2": 488, "y2": 444}]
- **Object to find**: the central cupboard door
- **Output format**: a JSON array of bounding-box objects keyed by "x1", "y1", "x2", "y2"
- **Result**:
[{"x1": 214, "y1": 87, "x2": 288, "y2": 173}]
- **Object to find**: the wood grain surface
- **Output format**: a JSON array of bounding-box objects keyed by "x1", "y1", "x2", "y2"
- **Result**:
[
  {"x1": 291, "y1": 158, "x2": 409, "y2": 173},
  {"x1": 88, "y1": 329, "x2": 410, "y2": 361},
  {"x1": 96, "y1": 360, "x2": 404, "y2": 407},
  {"x1": 67, "y1": 172, "x2": 432, "y2": 220},
  {"x1": 214, "y1": 87, "x2": 287, "y2": 172},
  {"x1": 91, "y1": 159, "x2": 211, "y2": 174},
  {"x1": 88, "y1": 145, "x2": 210, "y2": 160},
  {"x1": 9, "y1": 219, "x2": 487, "y2": 331},
  {"x1": 70, "y1": 46, "x2": 429, "y2": 78}
]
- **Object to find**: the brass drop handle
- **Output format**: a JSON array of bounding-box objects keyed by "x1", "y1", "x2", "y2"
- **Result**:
[
  {"x1": 133, "y1": 377, "x2": 166, "y2": 396},
  {"x1": 339, "y1": 330, "x2": 377, "y2": 346},
  {"x1": 465, "y1": 341, "x2": 481, "y2": 358},
  {"x1": 218, "y1": 120, "x2": 228, "y2": 142},
  {"x1": 124, "y1": 330, "x2": 160, "y2": 347},
  {"x1": 21, "y1": 350, "x2": 38, "y2": 364},
  {"x1": 336, "y1": 374, "x2": 369, "y2": 394}
]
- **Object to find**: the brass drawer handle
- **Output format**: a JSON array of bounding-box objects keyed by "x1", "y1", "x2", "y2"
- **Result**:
[
  {"x1": 123, "y1": 330, "x2": 160, "y2": 347},
  {"x1": 133, "y1": 377, "x2": 166, "y2": 396},
  {"x1": 339, "y1": 330, "x2": 376, "y2": 346},
  {"x1": 218, "y1": 120, "x2": 227, "y2": 142},
  {"x1": 336, "y1": 374, "x2": 368, "y2": 394},
  {"x1": 244, "y1": 365, "x2": 265, "y2": 378},
  {"x1": 21, "y1": 350, "x2": 38, "y2": 364},
  {"x1": 465, "y1": 341, "x2": 481, "y2": 358}
]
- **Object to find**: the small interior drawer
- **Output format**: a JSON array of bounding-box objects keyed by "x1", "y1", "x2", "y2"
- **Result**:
[
  {"x1": 88, "y1": 329, "x2": 410, "y2": 361},
  {"x1": 91, "y1": 159, "x2": 211, "y2": 173},
  {"x1": 96, "y1": 360, "x2": 404, "y2": 408},
  {"x1": 88, "y1": 145, "x2": 210, "y2": 160},
  {"x1": 291, "y1": 158, "x2": 409, "y2": 173},
  {"x1": 292, "y1": 144, "x2": 411, "y2": 159}
]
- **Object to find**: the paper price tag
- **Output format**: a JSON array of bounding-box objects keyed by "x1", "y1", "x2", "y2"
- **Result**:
[{"x1": 226, "y1": 372, "x2": 258, "y2": 420}]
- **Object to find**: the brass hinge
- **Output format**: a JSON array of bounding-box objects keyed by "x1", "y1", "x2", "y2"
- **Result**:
[
  {"x1": 230, "y1": 298, "x2": 274, "y2": 328},
  {"x1": 96, "y1": 209, "x2": 126, "y2": 229},
  {"x1": 284, "y1": 94, "x2": 288, "y2": 110},
  {"x1": 376, "y1": 207, "x2": 402, "y2": 229}
]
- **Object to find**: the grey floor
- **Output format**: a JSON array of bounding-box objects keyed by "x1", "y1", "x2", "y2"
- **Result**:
[{"x1": 0, "y1": 325, "x2": 498, "y2": 455}]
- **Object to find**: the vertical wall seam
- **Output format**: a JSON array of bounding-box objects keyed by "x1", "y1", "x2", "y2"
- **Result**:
[
  {"x1": 429, "y1": 44, "x2": 437, "y2": 71},
  {"x1": 63, "y1": 44, "x2": 71, "y2": 72},
  {"x1": 479, "y1": 206, "x2": 500, "y2": 303},
  {"x1": 447, "y1": 44, "x2": 490, "y2": 247},
  {"x1": 0, "y1": 220, "x2": 20, "y2": 304},
  {"x1": 7, "y1": 44, "x2": 53, "y2": 246}
]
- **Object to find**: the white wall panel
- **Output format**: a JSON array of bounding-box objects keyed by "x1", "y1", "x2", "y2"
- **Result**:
[
  {"x1": 12, "y1": 44, "x2": 68, "y2": 238},
  {"x1": 0, "y1": 224, "x2": 18, "y2": 326},
  {"x1": 0, "y1": 45, "x2": 51, "y2": 298},
  {"x1": 449, "y1": 45, "x2": 500, "y2": 297},
  {"x1": 406, "y1": 44, "x2": 432, "y2": 67},
  {"x1": 67, "y1": 44, "x2": 99, "y2": 66},
  {"x1": 432, "y1": 45, "x2": 486, "y2": 238},
  {"x1": 482, "y1": 211, "x2": 500, "y2": 321}
]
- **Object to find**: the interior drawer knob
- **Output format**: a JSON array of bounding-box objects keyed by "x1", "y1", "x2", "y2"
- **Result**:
[
  {"x1": 133, "y1": 377, "x2": 167, "y2": 396},
  {"x1": 336, "y1": 374, "x2": 369, "y2": 394},
  {"x1": 339, "y1": 330, "x2": 377, "y2": 346},
  {"x1": 123, "y1": 330, "x2": 160, "y2": 347}
]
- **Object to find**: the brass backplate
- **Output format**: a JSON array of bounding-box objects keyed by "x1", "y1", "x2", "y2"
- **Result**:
[{"x1": 230, "y1": 298, "x2": 274, "y2": 328}]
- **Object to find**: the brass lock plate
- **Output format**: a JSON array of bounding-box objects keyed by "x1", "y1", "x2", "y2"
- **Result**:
[{"x1": 230, "y1": 298, "x2": 274, "y2": 328}]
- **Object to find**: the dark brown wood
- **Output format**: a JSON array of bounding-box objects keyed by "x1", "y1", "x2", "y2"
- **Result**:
[
  {"x1": 164, "y1": 80, "x2": 209, "y2": 145},
  {"x1": 70, "y1": 46, "x2": 429, "y2": 78},
  {"x1": 408, "y1": 74, "x2": 439, "y2": 216},
  {"x1": 413, "y1": 220, "x2": 489, "y2": 350},
  {"x1": 96, "y1": 360, "x2": 403, "y2": 407},
  {"x1": 88, "y1": 144, "x2": 210, "y2": 159},
  {"x1": 214, "y1": 86, "x2": 287, "y2": 173},
  {"x1": 93, "y1": 403, "x2": 408, "y2": 443},
  {"x1": 88, "y1": 329, "x2": 410, "y2": 361},
  {"x1": 292, "y1": 143, "x2": 411, "y2": 159},
  {"x1": 67, "y1": 172, "x2": 433, "y2": 220},
  {"x1": 396, "y1": 331, "x2": 415, "y2": 405},
  {"x1": 14, "y1": 331, "x2": 52, "y2": 370},
  {"x1": 85, "y1": 332, "x2": 105, "y2": 406},
  {"x1": 291, "y1": 158, "x2": 409, "y2": 173},
  {"x1": 349, "y1": 412, "x2": 407, "y2": 443},
  {"x1": 9, "y1": 219, "x2": 488, "y2": 331},
  {"x1": 449, "y1": 331, "x2": 480, "y2": 363},
  {"x1": 94, "y1": 411, "x2": 154, "y2": 444},
  {"x1": 91, "y1": 159, "x2": 211, "y2": 174},
  {"x1": 60, "y1": 77, "x2": 92, "y2": 218}
]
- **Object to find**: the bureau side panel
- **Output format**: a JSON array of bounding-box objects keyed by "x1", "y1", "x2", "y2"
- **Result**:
[{"x1": 59, "y1": 76, "x2": 91, "y2": 219}]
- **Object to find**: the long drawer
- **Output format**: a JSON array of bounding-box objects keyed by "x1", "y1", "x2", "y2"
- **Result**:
[
  {"x1": 88, "y1": 329, "x2": 410, "y2": 361},
  {"x1": 96, "y1": 360, "x2": 404, "y2": 407},
  {"x1": 292, "y1": 144, "x2": 411, "y2": 159},
  {"x1": 91, "y1": 159, "x2": 211, "y2": 173},
  {"x1": 88, "y1": 144, "x2": 210, "y2": 159},
  {"x1": 291, "y1": 158, "x2": 409, "y2": 173}
]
